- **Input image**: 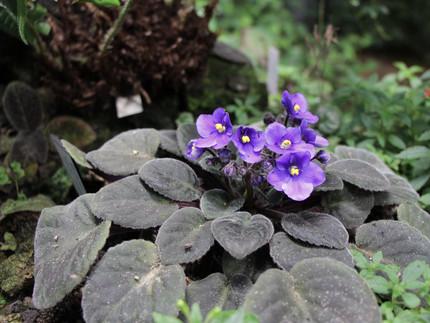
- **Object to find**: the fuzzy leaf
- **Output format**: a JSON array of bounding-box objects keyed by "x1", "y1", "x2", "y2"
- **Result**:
[
  {"x1": 269, "y1": 232, "x2": 354, "y2": 271},
  {"x1": 139, "y1": 158, "x2": 202, "y2": 202},
  {"x1": 281, "y1": 211, "x2": 348, "y2": 249},
  {"x1": 222, "y1": 252, "x2": 257, "y2": 280},
  {"x1": 374, "y1": 173, "x2": 419, "y2": 206},
  {"x1": 44, "y1": 116, "x2": 96, "y2": 150},
  {"x1": 243, "y1": 260, "x2": 381, "y2": 323},
  {"x1": 200, "y1": 189, "x2": 245, "y2": 219},
  {"x1": 322, "y1": 183, "x2": 374, "y2": 229},
  {"x1": 82, "y1": 240, "x2": 185, "y2": 323},
  {"x1": 211, "y1": 212, "x2": 274, "y2": 259},
  {"x1": 326, "y1": 159, "x2": 389, "y2": 191},
  {"x1": 177, "y1": 123, "x2": 199, "y2": 156},
  {"x1": 0, "y1": 194, "x2": 55, "y2": 216},
  {"x1": 33, "y1": 194, "x2": 111, "y2": 309},
  {"x1": 61, "y1": 139, "x2": 93, "y2": 169},
  {"x1": 397, "y1": 203, "x2": 430, "y2": 241},
  {"x1": 355, "y1": 220, "x2": 430, "y2": 268},
  {"x1": 91, "y1": 175, "x2": 178, "y2": 229},
  {"x1": 186, "y1": 273, "x2": 252, "y2": 318},
  {"x1": 314, "y1": 172, "x2": 344, "y2": 192},
  {"x1": 2, "y1": 81, "x2": 42, "y2": 132},
  {"x1": 10, "y1": 129, "x2": 48, "y2": 165},
  {"x1": 335, "y1": 145, "x2": 393, "y2": 174},
  {"x1": 155, "y1": 207, "x2": 214, "y2": 265},
  {"x1": 86, "y1": 129, "x2": 160, "y2": 176},
  {"x1": 158, "y1": 130, "x2": 181, "y2": 156}
]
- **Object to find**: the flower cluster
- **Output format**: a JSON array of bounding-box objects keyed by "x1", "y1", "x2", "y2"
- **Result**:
[{"x1": 186, "y1": 91, "x2": 329, "y2": 201}]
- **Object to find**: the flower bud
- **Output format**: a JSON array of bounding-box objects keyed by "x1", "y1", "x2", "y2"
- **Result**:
[
  {"x1": 275, "y1": 114, "x2": 285, "y2": 124},
  {"x1": 205, "y1": 157, "x2": 218, "y2": 167},
  {"x1": 261, "y1": 158, "x2": 275, "y2": 172},
  {"x1": 316, "y1": 150, "x2": 331, "y2": 164},
  {"x1": 263, "y1": 113, "x2": 276, "y2": 125},
  {"x1": 251, "y1": 173, "x2": 264, "y2": 186},
  {"x1": 237, "y1": 165, "x2": 247, "y2": 176},
  {"x1": 218, "y1": 149, "x2": 231, "y2": 164},
  {"x1": 223, "y1": 162, "x2": 237, "y2": 178}
]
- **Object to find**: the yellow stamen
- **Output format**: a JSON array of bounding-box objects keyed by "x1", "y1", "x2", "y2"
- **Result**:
[
  {"x1": 191, "y1": 145, "x2": 195, "y2": 150},
  {"x1": 215, "y1": 123, "x2": 226, "y2": 133},
  {"x1": 242, "y1": 135, "x2": 250, "y2": 143},
  {"x1": 290, "y1": 166, "x2": 300, "y2": 176},
  {"x1": 280, "y1": 139, "x2": 292, "y2": 149},
  {"x1": 293, "y1": 104, "x2": 300, "y2": 113}
]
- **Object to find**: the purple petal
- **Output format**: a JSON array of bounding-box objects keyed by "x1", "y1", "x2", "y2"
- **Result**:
[
  {"x1": 196, "y1": 115, "x2": 216, "y2": 137},
  {"x1": 290, "y1": 151, "x2": 311, "y2": 169},
  {"x1": 289, "y1": 142, "x2": 316, "y2": 158},
  {"x1": 213, "y1": 107, "x2": 227, "y2": 123},
  {"x1": 291, "y1": 93, "x2": 308, "y2": 112},
  {"x1": 241, "y1": 144, "x2": 261, "y2": 163},
  {"x1": 265, "y1": 122, "x2": 287, "y2": 146},
  {"x1": 284, "y1": 127, "x2": 302, "y2": 144},
  {"x1": 281, "y1": 90, "x2": 292, "y2": 109},
  {"x1": 282, "y1": 179, "x2": 314, "y2": 201},
  {"x1": 299, "y1": 162, "x2": 326, "y2": 187},
  {"x1": 212, "y1": 133, "x2": 232, "y2": 149},
  {"x1": 302, "y1": 111, "x2": 319, "y2": 124},
  {"x1": 194, "y1": 133, "x2": 218, "y2": 148},
  {"x1": 267, "y1": 168, "x2": 290, "y2": 191},
  {"x1": 314, "y1": 135, "x2": 330, "y2": 148},
  {"x1": 274, "y1": 153, "x2": 293, "y2": 170},
  {"x1": 251, "y1": 130, "x2": 266, "y2": 151}
]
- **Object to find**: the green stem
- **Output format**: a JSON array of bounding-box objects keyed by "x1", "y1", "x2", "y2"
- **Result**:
[
  {"x1": 243, "y1": 171, "x2": 254, "y2": 208},
  {"x1": 100, "y1": 0, "x2": 134, "y2": 54}
]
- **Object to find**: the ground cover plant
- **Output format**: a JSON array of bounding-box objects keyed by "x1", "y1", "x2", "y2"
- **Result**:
[{"x1": 31, "y1": 89, "x2": 430, "y2": 322}]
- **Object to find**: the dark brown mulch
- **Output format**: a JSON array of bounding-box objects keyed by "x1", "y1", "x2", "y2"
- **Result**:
[{"x1": 42, "y1": 0, "x2": 218, "y2": 111}]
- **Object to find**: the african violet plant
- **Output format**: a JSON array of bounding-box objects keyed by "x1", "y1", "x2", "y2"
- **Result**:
[{"x1": 33, "y1": 90, "x2": 430, "y2": 322}]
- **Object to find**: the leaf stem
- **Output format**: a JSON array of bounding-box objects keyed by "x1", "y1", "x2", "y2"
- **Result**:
[{"x1": 100, "y1": 0, "x2": 134, "y2": 54}]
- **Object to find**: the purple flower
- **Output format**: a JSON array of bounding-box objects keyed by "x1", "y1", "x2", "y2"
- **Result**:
[
  {"x1": 233, "y1": 126, "x2": 266, "y2": 163},
  {"x1": 267, "y1": 151, "x2": 325, "y2": 201},
  {"x1": 315, "y1": 150, "x2": 331, "y2": 164},
  {"x1": 185, "y1": 139, "x2": 205, "y2": 160},
  {"x1": 194, "y1": 108, "x2": 233, "y2": 149},
  {"x1": 300, "y1": 120, "x2": 329, "y2": 148},
  {"x1": 265, "y1": 122, "x2": 315, "y2": 157},
  {"x1": 282, "y1": 90, "x2": 318, "y2": 124}
]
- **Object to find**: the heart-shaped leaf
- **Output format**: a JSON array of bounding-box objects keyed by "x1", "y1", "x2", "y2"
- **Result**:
[
  {"x1": 326, "y1": 159, "x2": 390, "y2": 191},
  {"x1": 10, "y1": 129, "x2": 48, "y2": 165},
  {"x1": 397, "y1": 203, "x2": 430, "y2": 240},
  {"x1": 156, "y1": 207, "x2": 214, "y2": 265},
  {"x1": 82, "y1": 240, "x2": 185, "y2": 323},
  {"x1": 355, "y1": 220, "x2": 430, "y2": 268},
  {"x1": 211, "y1": 212, "x2": 274, "y2": 259},
  {"x1": 314, "y1": 172, "x2": 344, "y2": 192},
  {"x1": 33, "y1": 194, "x2": 111, "y2": 309},
  {"x1": 91, "y1": 175, "x2": 178, "y2": 229},
  {"x1": 374, "y1": 173, "x2": 419, "y2": 206},
  {"x1": 139, "y1": 158, "x2": 202, "y2": 202},
  {"x1": 158, "y1": 130, "x2": 181, "y2": 156},
  {"x1": 86, "y1": 129, "x2": 160, "y2": 176},
  {"x1": 243, "y1": 260, "x2": 381, "y2": 323},
  {"x1": 200, "y1": 189, "x2": 245, "y2": 219},
  {"x1": 269, "y1": 232, "x2": 354, "y2": 271},
  {"x1": 61, "y1": 139, "x2": 93, "y2": 168},
  {"x1": 335, "y1": 145, "x2": 393, "y2": 174},
  {"x1": 281, "y1": 211, "x2": 348, "y2": 249},
  {"x1": 322, "y1": 183, "x2": 374, "y2": 229},
  {"x1": 186, "y1": 273, "x2": 252, "y2": 318}
]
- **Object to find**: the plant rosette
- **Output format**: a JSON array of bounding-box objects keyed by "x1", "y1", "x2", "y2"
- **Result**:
[{"x1": 33, "y1": 90, "x2": 429, "y2": 323}]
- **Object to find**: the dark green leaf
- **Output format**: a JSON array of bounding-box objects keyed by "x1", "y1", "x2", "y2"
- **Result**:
[
  {"x1": 388, "y1": 134, "x2": 406, "y2": 150},
  {"x1": 355, "y1": 220, "x2": 430, "y2": 268},
  {"x1": 326, "y1": 159, "x2": 390, "y2": 191},
  {"x1": 200, "y1": 189, "x2": 245, "y2": 219},
  {"x1": 281, "y1": 211, "x2": 348, "y2": 249},
  {"x1": 91, "y1": 175, "x2": 178, "y2": 229},
  {"x1": 61, "y1": 139, "x2": 93, "y2": 169},
  {"x1": 395, "y1": 146, "x2": 430, "y2": 159},
  {"x1": 86, "y1": 129, "x2": 160, "y2": 176},
  {"x1": 335, "y1": 145, "x2": 393, "y2": 174},
  {"x1": 269, "y1": 232, "x2": 354, "y2": 271},
  {"x1": 155, "y1": 207, "x2": 214, "y2": 265},
  {"x1": 322, "y1": 183, "x2": 374, "y2": 229},
  {"x1": 314, "y1": 172, "x2": 344, "y2": 192},
  {"x1": 397, "y1": 203, "x2": 430, "y2": 240},
  {"x1": 139, "y1": 158, "x2": 202, "y2": 202},
  {"x1": 0, "y1": 194, "x2": 55, "y2": 216},
  {"x1": 33, "y1": 194, "x2": 111, "y2": 309},
  {"x1": 374, "y1": 173, "x2": 419, "y2": 206},
  {"x1": 82, "y1": 240, "x2": 186, "y2": 323},
  {"x1": 186, "y1": 273, "x2": 252, "y2": 319},
  {"x1": 158, "y1": 130, "x2": 181, "y2": 156},
  {"x1": 211, "y1": 212, "x2": 274, "y2": 259}
]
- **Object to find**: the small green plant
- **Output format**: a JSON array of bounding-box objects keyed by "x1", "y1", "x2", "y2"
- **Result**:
[
  {"x1": 153, "y1": 300, "x2": 258, "y2": 323},
  {"x1": 225, "y1": 95, "x2": 262, "y2": 125},
  {"x1": 351, "y1": 249, "x2": 430, "y2": 323},
  {"x1": 0, "y1": 162, "x2": 26, "y2": 200},
  {"x1": 0, "y1": 232, "x2": 17, "y2": 252}
]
